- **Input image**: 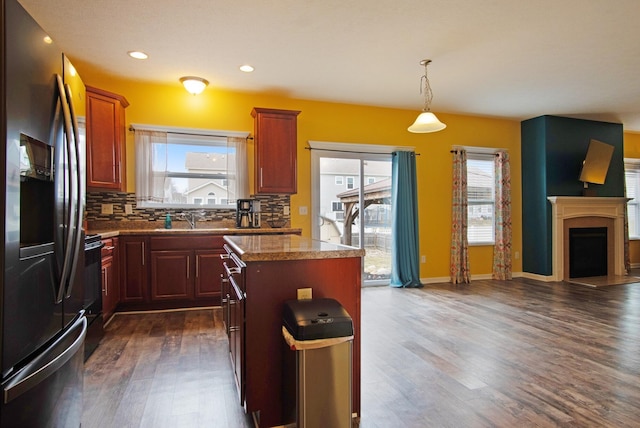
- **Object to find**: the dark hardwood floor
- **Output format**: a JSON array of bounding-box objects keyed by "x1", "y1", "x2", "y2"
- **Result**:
[
  {"x1": 360, "y1": 278, "x2": 640, "y2": 427},
  {"x1": 83, "y1": 277, "x2": 640, "y2": 427},
  {"x1": 82, "y1": 309, "x2": 253, "y2": 428}
]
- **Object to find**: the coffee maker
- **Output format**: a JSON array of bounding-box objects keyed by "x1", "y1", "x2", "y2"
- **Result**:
[{"x1": 236, "y1": 199, "x2": 261, "y2": 228}]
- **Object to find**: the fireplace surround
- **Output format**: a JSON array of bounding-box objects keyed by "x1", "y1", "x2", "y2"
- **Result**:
[{"x1": 547, "y1": 197, "x2": 628, "y2": 281}]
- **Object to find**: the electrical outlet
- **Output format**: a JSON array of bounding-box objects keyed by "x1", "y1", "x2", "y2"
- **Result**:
[
  {"x1": 515, "y1": 251, "x2": 520, "y2": 260},
  {"x1": 421, "y1": 255, "x2": 426, "y2": 263},
  {"x1": 101, "y1": 203, "x2": 113, "y2": 215},
  {"x1": 124, "y1": 204, "x2": 133, "y2": 215},
  {"x1": 297, "y1": 288, "x2": 312, "y2": 300},
  {"x1": 299, "y1": 206, "x2": 308, "y2": 215},
  {"x1": 284, "y1": 206, "x2": 290, "y2": 216}
]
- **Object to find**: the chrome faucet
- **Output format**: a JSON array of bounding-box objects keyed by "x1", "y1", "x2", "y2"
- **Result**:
[{"x1": 179, "y1": 211, "x2": 205, "y2": 229}]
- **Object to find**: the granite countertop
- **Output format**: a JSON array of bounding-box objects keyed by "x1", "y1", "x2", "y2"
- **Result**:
[
  {"x1": 87, "y1": 221, "x2": 301, "y2": 239},
  {"x1": 223, "y1": 234, "x2": 365, "y2": 262}
]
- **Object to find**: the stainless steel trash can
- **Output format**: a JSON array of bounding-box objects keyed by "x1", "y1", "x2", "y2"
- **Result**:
[{"x1": 283, "y1": 298, "x2": 354, "y2": 428}]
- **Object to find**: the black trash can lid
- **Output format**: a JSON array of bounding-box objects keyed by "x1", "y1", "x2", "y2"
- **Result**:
[{"x1": 283, "y1": 298, "x2": 353, "y2": 341}]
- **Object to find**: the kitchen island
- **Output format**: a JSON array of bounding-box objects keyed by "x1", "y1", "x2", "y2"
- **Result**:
[{"x1": 222, "y1": 234, "x2": 364, "y2": 427}]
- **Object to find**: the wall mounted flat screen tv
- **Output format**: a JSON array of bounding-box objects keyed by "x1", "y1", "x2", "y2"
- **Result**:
[{"x1": 579, "y1": 139, "x2": 614, "y2": 185}]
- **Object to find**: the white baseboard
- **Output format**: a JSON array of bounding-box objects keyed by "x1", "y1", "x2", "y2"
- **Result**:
[
  {"x1": 420, "y1": 271, "x2": 525, "y2": 284},
  {"x1": 521, "y1": 272, "x2": 555, "y2": 282}
]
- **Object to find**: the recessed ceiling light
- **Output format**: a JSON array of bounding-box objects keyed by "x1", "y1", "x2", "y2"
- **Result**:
[
  {"x1": 239, "y1": 64, "x2": 254, "y2": 73},
  {"x1": 128, "y1": 51, "x2": 148, "y2": 60},
  {"x1": 43, "y1": 35, "x2": 53, "y2": 44}
]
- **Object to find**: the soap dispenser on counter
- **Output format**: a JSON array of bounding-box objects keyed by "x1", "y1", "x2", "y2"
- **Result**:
[{"x1": 164, "y1": 213, "x2": 172, "y2": 229}]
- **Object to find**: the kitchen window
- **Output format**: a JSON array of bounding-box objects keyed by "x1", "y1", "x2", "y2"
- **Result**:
[
  {"x1": 133, "y1": 125, "x2": 249, "y2": 209},
  {"x1": 625, "y1": 159, "x2": 640, "y2": 238},
  {"x1": 467, "y1": 152, "x2": 495, "y2": 245}
]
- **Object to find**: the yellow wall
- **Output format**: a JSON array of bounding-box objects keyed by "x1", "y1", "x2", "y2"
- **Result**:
[
  {"x1": 80, "y1": 69, "x2": 522, "y2": 280},
  {"x1": 624, "y1": 131, "x2": 640, "y2": 264}
]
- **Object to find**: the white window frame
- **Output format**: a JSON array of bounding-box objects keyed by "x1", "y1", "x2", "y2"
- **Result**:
[
  {"x1": 132, "y1": 124, "x2": 249, "y2": 210},
  {"x1": 346, "y1": 176, "x2": 355, "y2": 189},
  {"x1": 335, "y1": 176, "x2": 344, "y2": 185},
  {"x1": 465, "y1": 149, "x2": 497, "y2": 246},
  {"x1": 625, "y1": 158, "x2": 640, "y2": 239}
]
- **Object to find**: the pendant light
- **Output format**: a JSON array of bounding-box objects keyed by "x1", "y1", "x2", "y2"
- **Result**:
[
  {"x1": 408, "y1": 59, "x2": 446, "y2": 133},
  {"x1": 180, "y1": 76, "x2": 209, "y2": 95}
]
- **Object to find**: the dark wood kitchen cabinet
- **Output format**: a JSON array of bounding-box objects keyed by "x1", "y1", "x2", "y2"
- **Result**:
[
  {"x1": 119, "y1": 235, "x2": 149, "y2": 304},
  {"x1": 251, "y1": 107, "x2": 300, "y2": 194},
  {"x1": 101, "y1": 237, "x2": 119, "y2": 321},
  {"x1": 150, "y1": 250, "x2": 192, "y2": 300},
  {"x1": 149, "y1": 235, "x2": 225, "y2": 303},
  {"x1": 194, "y1": 250, "x2": 223, "y2": 298},
  {"x1": 86, "y1": 86, "x2": 129, "y2": 191},
  {"x1": 222, "y1": 235, "x2": 363, "y2": 427}
]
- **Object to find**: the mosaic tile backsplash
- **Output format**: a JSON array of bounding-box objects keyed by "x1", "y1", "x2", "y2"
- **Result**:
[{"x1": 86, "y1": 192, "x2": 291, "y2": 225}]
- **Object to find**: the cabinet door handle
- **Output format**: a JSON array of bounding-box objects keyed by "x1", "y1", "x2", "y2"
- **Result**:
[
  {"x1": 104, "y1": 269, "x2": 108, "y2": 296},
  {"x1": 186, "y1": 258, "x2": 190, "y2": 279},
  {"x1": 260, "y1": 167, "x2": 263, "y2": 187},
  {"x1": 104, "y1": 246, "x2": 115, "y2": 250},
  {"x1": 195, "y1": 256, "x2": 199, "y2": 278},
  {"x1": 101, "y1": 267, "x2": 107, "y2": 293},
  {"x1": 141, "y1": 242, "x2": 145, "y2": 266}
]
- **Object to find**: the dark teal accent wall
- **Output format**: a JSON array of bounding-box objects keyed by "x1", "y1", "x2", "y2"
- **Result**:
[{"x1": 521, "y1": 115, "x2": 624, "y2": 276}]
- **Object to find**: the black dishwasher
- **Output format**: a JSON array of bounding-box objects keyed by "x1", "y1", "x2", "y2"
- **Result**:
[{"x1": 84, "y1": 234, "x2": 104, "y2": 360}]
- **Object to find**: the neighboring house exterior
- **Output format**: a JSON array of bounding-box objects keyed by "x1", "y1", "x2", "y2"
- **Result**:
[{"x1": 184, "y1": 152, "x2": 236, "y2": 205}]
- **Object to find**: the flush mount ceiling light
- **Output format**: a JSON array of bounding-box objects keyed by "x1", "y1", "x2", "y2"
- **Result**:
[
  {"x1": 180, "y1": 76, "x2": 209, "y2": 95},
  {"x1": 239, "y1": 64, "x2": 254, "y2": 73},
  {"x1": 127, "y1": 51, "x2": 148, "y2": 60},
  {"x1": 408, "y1": 59, "x2": 446, "y2": 133}
]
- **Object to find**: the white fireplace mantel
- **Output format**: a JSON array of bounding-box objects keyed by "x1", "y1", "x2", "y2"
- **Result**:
[{"x1": 547, "y1": 196, "x2": 629, "y2": 281}]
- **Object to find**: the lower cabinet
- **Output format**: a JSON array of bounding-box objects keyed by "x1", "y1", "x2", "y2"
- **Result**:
[
  {"x1": 101, "y1": 237, "x2": 119, "y2": 321},
  {"x1": 119, "y1": 234, "x2": 225, "y2": 309},
  {"x1": 119, "y1": 236, "x2": 149, "y2": 303},
  {"x1": 150, "y1": 236, "x2": 225, "y2": 303},
  {"x1": 195, "y1": 250, "x2": 224, "y2": 298},
  {"x1": 151, "y1": 250, "x2": 193, "y2": 300}
]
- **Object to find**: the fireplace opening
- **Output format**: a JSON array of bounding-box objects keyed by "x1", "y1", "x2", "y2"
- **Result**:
[{"x1": 569, "y1": 227, "x2": 608, "y2": 278}]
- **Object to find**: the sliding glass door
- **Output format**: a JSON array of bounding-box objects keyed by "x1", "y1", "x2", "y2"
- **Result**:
[{"x1": 311, "y1": 144, "x2": 392, "y2": 286}]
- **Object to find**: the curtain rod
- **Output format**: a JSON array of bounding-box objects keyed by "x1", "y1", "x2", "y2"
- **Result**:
[
  {"x1": 128, "y1": 127, "x2": 254, "y2": 140},
  {"x1": 305, "y1": 147, "x2": 420, "y2": 156},
  {"x1": 450, "y1": 149, "x2": 500, "y2": 156}
]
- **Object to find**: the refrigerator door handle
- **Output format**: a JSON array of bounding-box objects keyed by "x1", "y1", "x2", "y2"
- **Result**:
[
  {"x1": 54, "y1": 74, "x2": 76, "y2": 303},
  {"x1": 63, "y1": 82, "x2": 85, "y2": 299},
  {"x1": 3, "y1": 316, "x2": 87, "y2": 404}
]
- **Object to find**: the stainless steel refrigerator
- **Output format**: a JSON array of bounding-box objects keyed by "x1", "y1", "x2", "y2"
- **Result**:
[{"x1": 1, "y1": 0, "x2": 87, "y2": 426}]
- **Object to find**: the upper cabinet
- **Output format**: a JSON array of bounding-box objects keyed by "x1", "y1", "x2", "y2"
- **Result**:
[
  {"x1": 251, "y1": 107, "x2": 301, "y2": 194},
  {"x1": 86, "y1": 86, "x2": 129, "y2": 191}
]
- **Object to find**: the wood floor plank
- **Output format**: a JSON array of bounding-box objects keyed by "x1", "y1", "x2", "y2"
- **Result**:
[
  {"x1": 84, "y1": 277, "x2": 640, "y2": 427},
  {"x1": 359, "y1": 277, "x2": 640, "y2": 427}
]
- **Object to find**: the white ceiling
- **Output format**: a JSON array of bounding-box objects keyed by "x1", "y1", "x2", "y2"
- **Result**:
[{"x1": 18, "y1": 0, "x2": 640, "y2": 131}]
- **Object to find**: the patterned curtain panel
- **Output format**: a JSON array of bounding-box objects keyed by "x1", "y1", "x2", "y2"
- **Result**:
[
  {"x1": 450, "y1": 149, "x2": 470, "y2": 284},
  {"x1": 390, "y1": 151, "x2": 423, "y2": 288},
  {"x1": 624, "y1": 176, "x2": 631, "y2": 273},
  {"x1": 492, "y1": 151, "x2": 512, "y2": 280}
]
